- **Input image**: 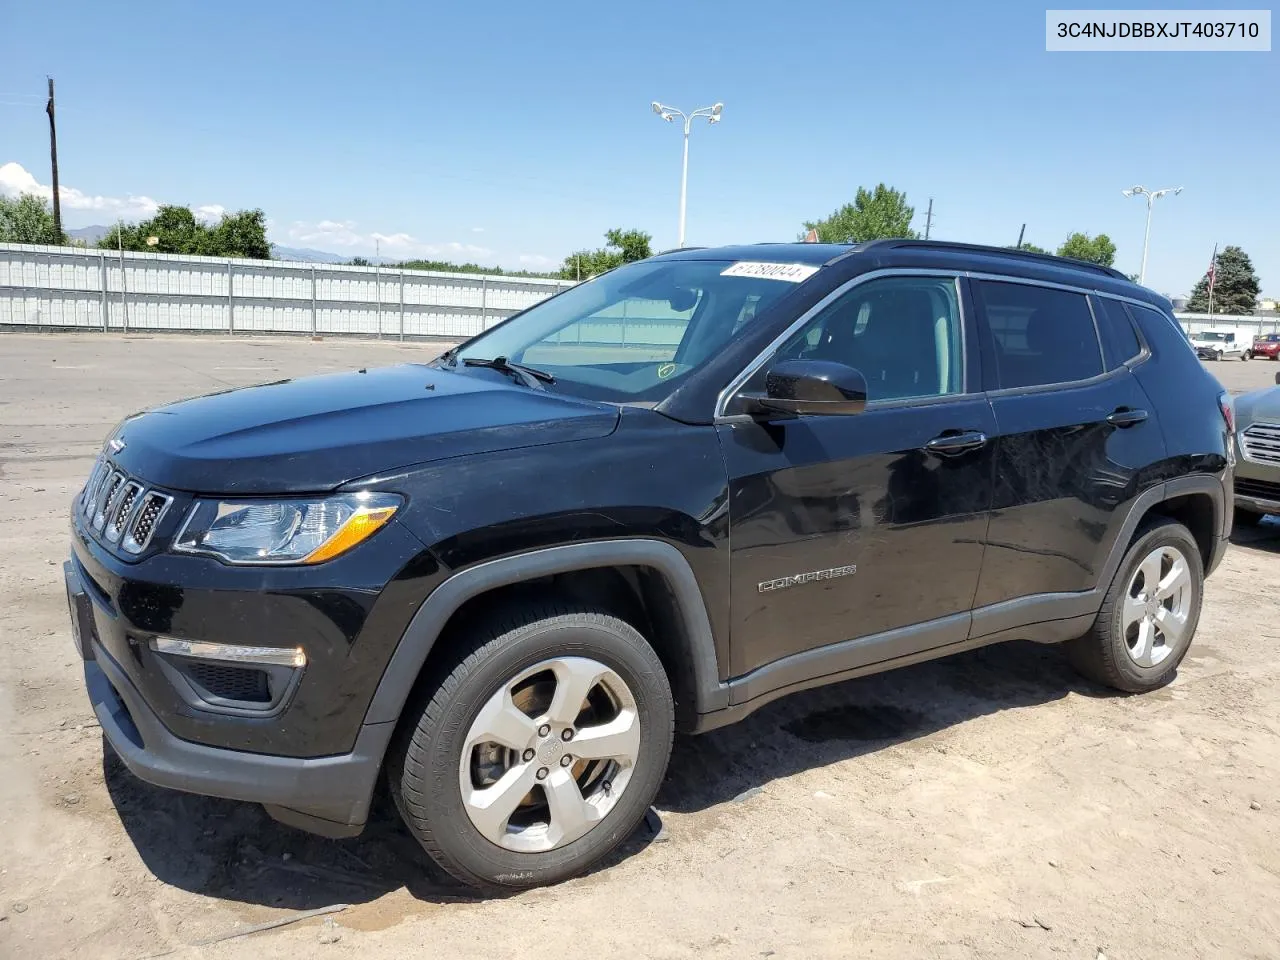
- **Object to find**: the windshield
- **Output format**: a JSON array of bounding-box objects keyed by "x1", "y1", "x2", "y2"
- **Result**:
[
  {"x1": 445, "y1": 259, "x2": 809, "y2": 402},
  {"x1": 1258, "y1": 334, "x2": 1280, "y2": 342},
  {"x1": 1198, "y1": 331, "x2": 1231, "y2": 341}
]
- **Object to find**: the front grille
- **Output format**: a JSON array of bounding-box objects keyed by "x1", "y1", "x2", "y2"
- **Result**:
[
  {"x1": 184, "y1": 662, "x2": 271, "y2": 703},
  {"x1": 79, "y1": 459, "x2": 173, "y2": 555},
  {"x1": 1236, "y1": 477, "x2": 1280, "y2": 503},
  {"x1": 1241, "y1": 422, "x2": 1280, "y2": 465}
]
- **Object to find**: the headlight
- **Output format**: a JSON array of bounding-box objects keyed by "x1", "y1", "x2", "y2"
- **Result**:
[{"x1": 173, "y1": 492, "x2": 402, "y2": 565}]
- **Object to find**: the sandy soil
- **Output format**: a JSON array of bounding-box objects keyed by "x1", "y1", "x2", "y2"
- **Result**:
[{"x1": 2, "y1": 334, "x2": 1279, "y2": 960}]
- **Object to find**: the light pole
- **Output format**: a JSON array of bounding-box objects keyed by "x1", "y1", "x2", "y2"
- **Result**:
[
  {"x1": 1122, "y1": 184, "x2": 1182, "y2": 285},
  {"x1": 651, "y1": 101, "x2": 723, "y2": 247}
]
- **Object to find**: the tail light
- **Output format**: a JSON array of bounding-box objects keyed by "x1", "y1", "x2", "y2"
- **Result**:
[{"x1": 1218, "y1": 391, "x2": 1235, "y2": 434}]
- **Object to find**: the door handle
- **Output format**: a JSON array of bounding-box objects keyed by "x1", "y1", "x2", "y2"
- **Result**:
[
  {"x1": 1106, "y1": 408, "x2": 1149, "y2": 428},
  {"x1": 924, "y1": 430, "x2": 988, "y2": 455}
]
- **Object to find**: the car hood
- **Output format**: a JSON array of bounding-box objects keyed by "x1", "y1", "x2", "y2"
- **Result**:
[
  {"x1": 108, "y1": 364, "x2": 620, "y2": 494},
  {"x1": 1235, "y1": 386, "x2": 1280, "y2": 428}
]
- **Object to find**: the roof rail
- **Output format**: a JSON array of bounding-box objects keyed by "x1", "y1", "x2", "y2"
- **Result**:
[{"x1": 852, "y1": 238, "x2": 1130, "y2": 281}]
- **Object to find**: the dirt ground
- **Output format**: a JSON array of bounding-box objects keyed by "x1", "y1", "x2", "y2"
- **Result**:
[{"x1": 2, "y1": 333, "x2": 1280, "y2": 960}]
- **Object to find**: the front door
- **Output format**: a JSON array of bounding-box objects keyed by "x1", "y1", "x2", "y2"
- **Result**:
[{"x1": 718, "y1": 273, "x2": 996, "y2": 680}]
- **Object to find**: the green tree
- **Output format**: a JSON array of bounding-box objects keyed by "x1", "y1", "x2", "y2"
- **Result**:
[
  {"x1": 0, "y1": 193, "x2": 64, "y2": 244},
  {"x1": 801, "y1": 184, "x2": 919, "y2": 243},
  {"x1": 560, "y1": 228, "x2": 653, "y2": 280},
  {"x1": 1186, "y1": 245, "x2": 1261, "y2": 314},
  {"x1": 207, "y1": 209, "x2": 270, "y2": 259},
  {"x1": 349, "y1": 256, "x2": 371, "y2": 266},
  {"x1": 99, "y1": 204, "x2": 270, "y2": 258},
  {"x1": 1056, "y1": 232, "x2": 1117, "y2": 267},
  {"x1": 1008, "y1": 241, "x2": 1049, "y2": 254}
]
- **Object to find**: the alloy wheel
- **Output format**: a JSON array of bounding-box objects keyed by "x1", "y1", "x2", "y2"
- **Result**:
[
  {"x1": 1122, "y1": 544, "x2": 1193, "y2": 668},
  {"x1": 458, "y1": 656, "x2": 640, "y2": 853}
]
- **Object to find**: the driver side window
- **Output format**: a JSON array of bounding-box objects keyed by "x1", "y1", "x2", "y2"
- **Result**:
[{"x1": 775, "y1": 275, "x2": 964, "y2": 402}]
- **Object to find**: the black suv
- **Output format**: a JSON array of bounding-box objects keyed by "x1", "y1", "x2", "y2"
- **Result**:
[{"x1": 65, "y1": 240, "x2": 1233, "y2": 891}]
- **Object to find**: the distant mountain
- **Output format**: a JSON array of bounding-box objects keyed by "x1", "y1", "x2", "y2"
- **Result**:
[
  {"x1": 269, "y1": 244, "x2": 395, "y2": 265},
  {"x1": 56, "y1": 229, "x2": 388, "y2": 265},
  {"x1": 67, "y1": 224, "x2": 110, "y2": 244}
]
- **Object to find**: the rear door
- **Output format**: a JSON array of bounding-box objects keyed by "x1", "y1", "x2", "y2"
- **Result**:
[{"x1": 968, "y1": 278, "x2": 1166, "y2": 636}]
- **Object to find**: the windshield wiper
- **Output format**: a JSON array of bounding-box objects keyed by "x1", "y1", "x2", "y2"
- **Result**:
[{"x1": 462, "y1": 356, "x2": 556, "y2": 389}]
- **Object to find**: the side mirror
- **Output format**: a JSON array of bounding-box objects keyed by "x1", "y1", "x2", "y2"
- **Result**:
[{"x1": 745, "y1": 358, "x2": 868, "y2": 417}]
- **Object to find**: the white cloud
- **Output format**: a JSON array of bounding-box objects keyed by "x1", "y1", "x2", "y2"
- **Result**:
[
  {"x1": 518, "y1": 253, "x2": 558, "y2": 268},
  {"x1": 0, "y1": 161, "x2": 160, "y2": 219},
  {"x1": 194, "y1": 204, "x2": 227, "y2": 223},
  {"x1": 471, "y1": 226, "x2": 485, "y2": 233},
  {"x1": 286, "y1": 219, "x2": 492, "y2": 259}
]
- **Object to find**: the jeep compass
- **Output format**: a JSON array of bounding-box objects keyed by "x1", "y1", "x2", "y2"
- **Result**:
[{"x1": 66, "y1": 239, "x2": 1233, "y2": 891}]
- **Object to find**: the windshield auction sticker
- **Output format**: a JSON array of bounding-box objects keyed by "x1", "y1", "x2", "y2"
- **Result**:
[
  {"x1": 721, "y1": 262, "x2": 820, "y2": 282},
  {"x1": 1046, "y1": 10, "x2": 1271, "y2": 51}
]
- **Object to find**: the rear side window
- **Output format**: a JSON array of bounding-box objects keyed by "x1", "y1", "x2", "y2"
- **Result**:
[
  {"x1": 976, "y1": 280, "x2": 1103, "y2": 389},
  {"x1": 1095, "y1": 297, "x2": 1143, "y2": 369}
]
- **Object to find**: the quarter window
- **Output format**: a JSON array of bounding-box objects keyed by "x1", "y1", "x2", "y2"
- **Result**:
[
  {"x1": 976, "y1": 280, "x2": 1102, "y2": 389},
  {"x1": 774, "y1": 275, "x2": 964, "y2": 402},
  {"x1": 1095, "y1": 297, "x2": 1143, "y2": 369}
]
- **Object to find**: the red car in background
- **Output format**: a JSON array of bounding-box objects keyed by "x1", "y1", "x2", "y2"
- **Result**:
[{"x1": 1253, "y1": 333, "x2": 1280, "y2": 360}]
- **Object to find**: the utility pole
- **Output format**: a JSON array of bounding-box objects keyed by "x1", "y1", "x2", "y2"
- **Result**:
[
  {"x1": 46, "y1": 77, "x2": 62, "y2": 240},
  {"x1": 1016, "y1": 224, "x2": 1026, "y2": 249},
  {"x1": 924, "y1": 198, "x2": 934, "y2": 240}
]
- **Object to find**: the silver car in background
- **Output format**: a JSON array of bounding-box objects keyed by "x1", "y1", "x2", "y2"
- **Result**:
[{"x1": 1233, "y1": 370, "x2": 1280, "y2": 523}]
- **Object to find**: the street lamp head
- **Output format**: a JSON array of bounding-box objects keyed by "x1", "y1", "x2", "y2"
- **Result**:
[
  {"x1": 1123, "y1": 185, "x2": 1147, "y2": 198},
  {"x1": 651, "y1": 101, "x2": 664, "y2": 115}
]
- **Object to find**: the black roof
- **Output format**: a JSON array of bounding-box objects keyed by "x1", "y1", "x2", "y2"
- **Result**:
[{"x1": 653, "y1": 238, "x2": 1134, "y2": 286}]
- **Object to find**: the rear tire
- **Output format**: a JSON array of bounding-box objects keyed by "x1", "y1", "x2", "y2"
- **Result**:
[
  {"x1": 1243, "y1": 350, "x2": 1251, "y2": 361},
  {"x1": 389, "y1": 603, "x2": 674, "y2": 892},
  {"x1": 1067, "y1": 518, "x2": 1203, "y2": 693}
]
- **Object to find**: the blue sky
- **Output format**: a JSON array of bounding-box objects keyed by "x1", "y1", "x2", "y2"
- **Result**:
[{"x1": 1, "y1": 1, "x2": 1275, "y2": 295}]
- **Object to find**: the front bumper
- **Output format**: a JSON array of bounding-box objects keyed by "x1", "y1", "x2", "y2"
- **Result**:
[
  {"x1": 1233, "y1": 451, "x2": 1280, "y2": 516},
  {"x1": 67, "y1": 559, "x2": 393, "y2": 836},
  {"x1": 67, "y1": 504, "x2": 434, "y2": 757}
]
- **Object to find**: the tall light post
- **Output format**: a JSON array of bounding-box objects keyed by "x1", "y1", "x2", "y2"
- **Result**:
[
  {"x1": 1122, "y1": 184, "x2": 1182, "y2": 285},
  {"x1": 651, "y1": 101, "x2": 723, "y2": 247}
]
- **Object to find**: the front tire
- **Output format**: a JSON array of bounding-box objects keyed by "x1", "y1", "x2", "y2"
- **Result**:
[
  {"x1": 1067, "y1": 518, "x2": 1203, "y2": 693},
  {"x1": 390, "y1": 604, "x2": 674, "y2": 892}
]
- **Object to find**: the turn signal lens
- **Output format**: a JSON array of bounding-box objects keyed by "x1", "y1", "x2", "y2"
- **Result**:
[{"x1": 303, "y1": 505, "x2": 398, "y2": 564}]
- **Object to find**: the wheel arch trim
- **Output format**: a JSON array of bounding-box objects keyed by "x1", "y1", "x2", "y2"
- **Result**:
[
  {"x1": 362, "y1": 539, "x2": 728, "y2": 726},
  {"x1": 1100, "y1": 474, "x2": 1226, "y2": 586}
]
